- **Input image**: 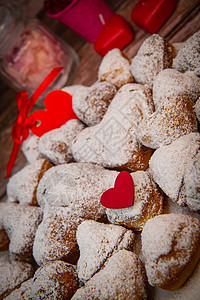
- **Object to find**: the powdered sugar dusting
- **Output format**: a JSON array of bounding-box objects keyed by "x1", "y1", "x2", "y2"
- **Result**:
[
  {"x1": 137, "y1": 95, "x2": 198, "y2": 149},
  {"x1": 131, "y1": 34, "x2": 174, "y2": 88},
  {"x1": 31, "y1": 260, "x2": 78, "y2": 300},
  {"x1": 7, "y1": 159, "x2": 52, "y2": 205},
  {"x1": 181, "y1": 152, "x2": 200, "y2": 211},
  {"x1": 4, "y1": 278, "x2": 33, "y2": 300},
  {"x1": 72, "y1": 83, "x2": 154, "y2": 169},
  {"x1": 98, "y1": 48, "x2": 133, "y2": 89},
  {"x1": 3, "y1": 204, "x2": 43, "y2": 259},
  {"x1": 149, "y1": 133, "x2": 200, "y2": 201},
  {"x1": 33, "y1": 207, "x2": 84, "y2": 266},
  {"x1": 0, "y1": 255, "x2": 34, "y2": 299},
  {"x1": 36, "y1": 162, "x2": 118, "y2": 220},
  {"x1": 38, "y1": 119, "x2": 85, "y2": 165},
  {"x1": 173, "y1": 30, "x2": 200, "y2": 77},
  {"x1": 153, "y1": 260, "x2": 200, "y2": 300},
  {"x1": 106, "y1": 170, "x2": 163, "y2": 230},
  {"x1": 142, "y1": 214, "x2": 200, "y2": 287},
  {"x1": 21, "y1": 133, "x2": 44, "y2": 164},
  {"x1": 72, "y1": 82, "x2": 116, "y2": 126},
  {"x1": 194, "y1": 97, "x2": 200, "y2": 122},
  {"x1": 153, "y1": 69, "x2": 200, "y2": 109},
  {"x1": 76, "y1": 220, "x2": 135, "y2": 282},
  {"x1": 72, "y1": 250, "x2": 147, "y2": 300}
]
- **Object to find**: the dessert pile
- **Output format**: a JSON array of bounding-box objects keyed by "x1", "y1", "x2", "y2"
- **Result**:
[{"x1": 0, "y1": 30, "x2": 200, "y2": 299}]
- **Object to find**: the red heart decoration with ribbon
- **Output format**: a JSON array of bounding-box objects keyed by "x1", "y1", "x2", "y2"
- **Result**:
[
  {"x1": 6, "y1": 67, "x2": 79, "y2": 179},
  {"x1": 30, "y1": 90, "x2": 78, "y2": 137},
  {"x1": 100, "y1": 171, "x2": 134, "y2": 209}
]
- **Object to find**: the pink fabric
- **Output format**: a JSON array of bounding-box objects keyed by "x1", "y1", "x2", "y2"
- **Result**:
[{"x1": 46, "y1": 0, "x2": 114, "y2": 43}]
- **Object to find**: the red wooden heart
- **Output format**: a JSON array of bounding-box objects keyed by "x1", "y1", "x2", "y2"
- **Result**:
[
  {"x1": 100, "y1": 171, "x2": 134, "y2": 209},
  {"x1": 30, "y1": 90, "x2": 78, "y2": 137}
]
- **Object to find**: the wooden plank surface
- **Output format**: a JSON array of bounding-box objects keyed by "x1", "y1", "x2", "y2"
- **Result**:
[{"x1": 0, "y1": 0, "x2": 200, "y2": 199}]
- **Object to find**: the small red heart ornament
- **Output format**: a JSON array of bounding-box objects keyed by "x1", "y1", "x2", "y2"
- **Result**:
[
  {"x1": 100, "y1": 171, "x2": 134, "y2": 209},
  {"x1": 30, "y1": 90, "x2": 78, "y2": 137}
]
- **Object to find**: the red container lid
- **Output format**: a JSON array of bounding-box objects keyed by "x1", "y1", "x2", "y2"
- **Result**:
[
  {"x1": 94, "y1": 14, "x2": 134, "y2": 57},
  {"x1": 131, "y1": 0, "x2": 176, "y2": 34}
]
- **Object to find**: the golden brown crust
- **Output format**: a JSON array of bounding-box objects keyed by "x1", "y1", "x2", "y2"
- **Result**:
[{"x1": 106, "y1": 171, "x2": 163, "y2": 231}]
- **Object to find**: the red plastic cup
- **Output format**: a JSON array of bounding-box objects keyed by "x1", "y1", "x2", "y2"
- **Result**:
[{"x1": 45, "y1": 0, "x2": 114, "y2": 43}]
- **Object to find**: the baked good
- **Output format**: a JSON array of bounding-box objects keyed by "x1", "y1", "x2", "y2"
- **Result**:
[
  {"x1": 0, "y1": 255, "x2": 34, "y2": 299},
  {"x1": 72, "y1": 250, "x2": 147, "y2": 300},
  {"x1": 131, "y1": 34, "x2": 176, "y2": 88},
  {"x1": 30, "y1": 260, "x2": 78, "y2": 300},
  {"x1": 149, "y1": 133, "x2": 200, "y2": 211},
  {"x1": 76, "y1": 220, "x2": 135, "y2": 282},
  {"x1": 106, "y1": 170, "x2": 163, "y2": 231},
  {"x1": 7, "y1": 159, "x2": 52, "y2": 206},
  {"x1": 21, "y1": 133, "x2": 44, "y2": 164},
  {"x1": 36, "y1": 162, "x2": 118, "y2": 220},
  {"x1": 38, "y1": 119, "x2": 85, "y2": 165},
  {"x1": 72, "y1": 83, "x2": 154, "y2": 171},
  {"x1": 98, "y1": 48, "x2": 133, "y2": 89},
  {"x1": 172, "y1": 30, "x2": 200, "y2": 77},
  {"x1": 136, "y1": 94, "x2": 197, "y2": 149},
  {"x1": 1, "y1": 29, "x2": 200, "y2": 300},
  {"x1": 153, "y1": 69, "x2": 200, "y2": 109},
  {"x1": 33, "y1": 207, "x2": 84, "y2": 266},
  {"x1": 151, "y1": 260, "x2": 200, "y2": 300},
  {"x1": 4, "y1": 278, "x2": 33, "y2": 300},
  {"x1": 195, "y1": 97, "x2": 200, "y2": 122},
  {"x1": 178, "y1": 151, "x2": 200, "y2": 212},
  {"x1": 0, "y1": 203, "x2": 9, "y2": 251},
  {"x1": 142, "y1": 213, "x2": 200, "y2": 291},
  {"x1": 61, "y1": 84, "x2": 83, "y2": 96},
  {"x1": 3, "y1": 204, "x2": 43, "y2": 260},
  {"x1": 72, "y1": 81, "x2": 116, "y2": 126}
]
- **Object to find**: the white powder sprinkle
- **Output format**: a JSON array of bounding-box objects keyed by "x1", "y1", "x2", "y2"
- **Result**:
[
  {"x1": 38, "y1": 119, "x2": 85, "y2": 165},
  {"x1": 76, "y1": 220, "x2": 135, "y2": 282}
]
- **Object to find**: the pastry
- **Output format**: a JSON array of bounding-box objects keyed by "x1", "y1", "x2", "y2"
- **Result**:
[
  {"x1": 178, "y1": 151, "x2": 200, "y2": 212},
  {"x1": 36, "y1": 162, "x2": 118, "y2": 220},
  {"x1": 131, "y1": 34, "x2": 176, "y2": 88},
  {"x1": 149, "y1": 133, "x2": 200, "y2": 211},
  {"x1": 106, "y1": 170, "x2": 163, "y2": 231},
  {"x1": 4, "y1": 278, "x2": 33, "y2": 300},
  {"x1": 72, "y1": 81, "x2": 116, "y2": 126},
  {"x1": 61, "y1": 84, "x2": 83, "y2": 96},
  {"x1": 98, "y1": 48, "x2": 133, "y2": 89},
  {"x1": 172, "y1": 30, "x2": 200, "y2": 77},
  {"x1": 21, "y1": 133, "x2": 44, "y2": 164},
  {"x1": 72, "y1": 83, "x2": 154, "y2": 171},
  {"x1": 76, "y1": 220, "x2": 135, "y2": 282},
  {"x1": 72, "y1": 250, "x2": 147, "y2": 300},
  {"x1": 194, "y1": 97, "x2": 200, "y2": 122},
  {"x1": 38, "y1": 119, "x2": 85, "y2": 165},
  {"x1": 30, "y1": 260, "x2": 78, "y2": 300},
  {"x1": 142, "y1": 213, "x2": 200, "y2": 291},
  {"x1": 33, "y1": 207, "x2": 84, "y2": 266},
  {"x1": 7, "y1": 159, "x2": 52, "y2": 206},
  {"x1": 0, "y1": 203, "x2": 9, "y2": 251},
  {"x1": 153, "y1": 69, "x2": 200, "y2": 109},
  {"x1": 3, "y1": 203, "x2": 43, "y2": 260},
  {"x1": 136, "y1": 94, "x2": 197, "y2": 149},
  {"x1": 0, "y1": 255, "x2": 34, "y2": 299}
]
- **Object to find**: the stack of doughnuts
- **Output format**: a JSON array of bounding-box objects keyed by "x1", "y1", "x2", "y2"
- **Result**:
[{"x1": 1, "y1": 30, "x2": 200, "y2": 299}]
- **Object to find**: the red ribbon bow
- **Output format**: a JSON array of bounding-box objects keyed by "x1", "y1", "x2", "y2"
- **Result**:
[{"x1": 6, "y1": 67, "x2": 63, "y2": 179}]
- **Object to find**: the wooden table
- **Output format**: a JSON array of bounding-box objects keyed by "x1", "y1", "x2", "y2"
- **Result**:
[{"x1": 0, "y1": 0, "x2": 200, "y2": 200}]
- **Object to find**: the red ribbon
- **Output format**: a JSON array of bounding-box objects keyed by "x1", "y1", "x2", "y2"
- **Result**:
[{"x1": 6, "y1": 66, "x2": 63, "y2": 179}]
